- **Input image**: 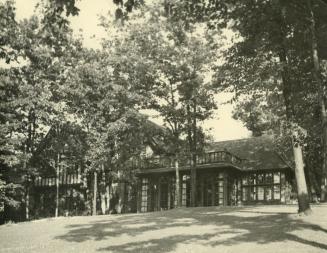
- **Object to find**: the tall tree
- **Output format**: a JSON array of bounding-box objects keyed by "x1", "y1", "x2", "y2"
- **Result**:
[
  {"x1": 1, "y1": 0, "x2": 84, "y2": 219},
  {"x1": 200, "y1": 0, "x2": 327, "y2": 213},
  {"x1": 63, "y1": 45, "x2": 151, "y2": 214},
  {"x1": 306, "y1": 0, "x2": 327, "y2": 201},
  {"x1": 101, "y1": 3, "x2": 218, "y2": 207}
]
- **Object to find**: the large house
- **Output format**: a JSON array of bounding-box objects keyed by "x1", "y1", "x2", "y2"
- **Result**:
[
  {"x1": 135, "y1": 135, "x2": 296, "y2": 212},
  {"x1": 28, "y1": 125, "x2": 296, "y2": 218}
]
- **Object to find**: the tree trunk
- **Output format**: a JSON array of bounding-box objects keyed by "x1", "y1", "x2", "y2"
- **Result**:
[
  {"x1": 106, "y1": 184, "x2": 111, "y2": 214},
  {"x1": 277, "y1": 0, "x2": 311, "y2": 214},
  {"x1": 100, "y1": 164, "x2": 106, "y2": 215},
  {"x1": 190, "y1": 157, "x2": 197, "y2": 207},
  {"x1": 23, "y1": 145, "x2": 29, "y2": 220},
  {"x1": 175, "y1": 155, "x2": 181, "y2": 207},
  {"x1": 191, "y1": 100, "x2": 197, "y2": 207},
  {"x1": 307, "y1": 0, "x2": 327, "y2": 201},
  {"x1": 25, "y1": 184, "x2": 29, "y2": 220},
  {"x1": 292, "y1": 135, "x2": 312, "y2": 214},
  {"x1": 55, "y1": 152, "x2": 60, "y2": 218},
  {"x1": 93, "y1": 171, "x2": 97, "y2": 216},
  {"x1": 320, "y1": 115, "x2": 327, "y2": 202},
  {"x1": 187, "y1": 103, "x2": 197, "y2": 207},
  {"x1": 100, "y1": 191, "x2": 106, "y2": 215}
]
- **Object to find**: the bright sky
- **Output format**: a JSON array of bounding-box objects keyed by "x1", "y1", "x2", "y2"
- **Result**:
[{"x1": 11, "y1": 0, "x2": 251, "y2": 141}]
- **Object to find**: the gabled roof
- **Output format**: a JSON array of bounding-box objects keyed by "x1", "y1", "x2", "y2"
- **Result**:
[{"x1": 206, "y1": 135, "x2": 292, "y2": 171}]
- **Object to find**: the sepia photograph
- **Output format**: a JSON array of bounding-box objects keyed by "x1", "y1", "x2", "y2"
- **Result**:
[{"x1": 0, "y1": 0, "x2": 327, "y2": 252}]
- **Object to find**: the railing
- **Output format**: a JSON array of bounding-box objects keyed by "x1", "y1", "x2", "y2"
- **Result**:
[
  {"x1": 196, "y1": 151, "x2": 242, "y2": 165},
  {"x1": 34, "y1": 173, "x2": 81, "y2": 187},
  {"x1": 126, "y1": 156, "x2": 173, "y2": 170},
  {"x1": 32, "y1": 151, "x2": 243, "y2": 186},
  {"x1": 135, "y1": 150, "x2": 243, "y2": 170}
]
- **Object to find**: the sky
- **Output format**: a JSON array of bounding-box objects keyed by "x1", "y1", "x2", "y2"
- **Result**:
[{"x1": 11, "y1": 0, "x2": 251, "y2": 141}]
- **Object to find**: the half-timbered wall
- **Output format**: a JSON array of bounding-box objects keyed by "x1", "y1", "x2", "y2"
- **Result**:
[{"x1": 240, "y1": 171, "x2": 292, "y2": 204}]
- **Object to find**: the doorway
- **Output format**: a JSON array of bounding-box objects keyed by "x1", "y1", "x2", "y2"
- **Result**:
[
  {"x1": 159, "y1": 178, "x2": 169, "y2": 210},
  {"x1": 215, "y1": 174, "x2": 224, "y2": 206},
  {"x1": 203, "y1": 177, "x2": 214, "y2": 206}
]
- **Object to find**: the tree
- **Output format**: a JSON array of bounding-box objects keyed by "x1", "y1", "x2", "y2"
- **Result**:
[
  {"x1": 201, "y1": 0, "x2": 327, "y2": 213},
  {"x1": 1, "y1": 0, "x2": 84, "y2": 219},
  {"x1": 63, "y1": 44, "x2": 152, "y2": 214},
  {"x1": 101, "y1": 3, "x2": 218, "y2": 207},
  {"x1": 306, "y1": 0, "x2": 327, "y2": 201},
  {"x1": 0, "y1": 0, "x2": 20, "y2": 63}
]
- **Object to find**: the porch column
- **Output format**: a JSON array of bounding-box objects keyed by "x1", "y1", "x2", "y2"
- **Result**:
[
  {"x1": 211, "y1": 177, "x2": 215, "y2": 206},
  {"x1": 136, "y1": 178, "x2": 142, "y2": 213},
  {"x1": 167, "y1": 177, "x2": 171, "y2": 209},
  {"x1": 223, "y1": 172, "x2": 228, "y2": 206},
  {"x1": 201, "y1": 176, "x2": 204, "y2": 206},
  {"x1": 158, "y1": 178, "x2": 161, "y2": 210},
  {"x1": 190, "y1": 155, "x2": 197, "y2": 207}
]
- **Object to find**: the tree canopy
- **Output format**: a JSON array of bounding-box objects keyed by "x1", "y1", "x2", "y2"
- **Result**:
[{"x1": 1, "y1": 0, "x2": 327, "y2": 220}]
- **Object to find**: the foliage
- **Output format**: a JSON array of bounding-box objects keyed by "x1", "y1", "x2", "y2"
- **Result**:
[
  {"x1": 101, "y1": 3, "x2": 219, "y2": 156},
  {"x1": 0, "y1": 0, "x2": 85, "y2": 220},
  {"x1": 64, "y1": 47, "x2": 149, "y2": 173},
  {"x1": 205, "y1": 0, "x2": 327, "y2": 201},
  {"x1": 0, "y1": 0, "x2": 19, "y2": 63}
]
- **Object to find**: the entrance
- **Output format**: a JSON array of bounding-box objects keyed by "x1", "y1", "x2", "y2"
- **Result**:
[
  {"x1": 203, "y1": 177, "x2": 214, "y2": 206},
  {"x1": 215, "y1": 174, "x2": 224, "y2": 205},
  {"x1": 159, "y1": 178, "x2": 169, "y2": 210}
]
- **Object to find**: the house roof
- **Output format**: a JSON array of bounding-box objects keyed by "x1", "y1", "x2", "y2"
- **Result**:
[
  {"x1": 136, "y1": 135, "x2": 292, "y2": 175},
  {"x1": 206, "y1": 135, "x2": 292, "y2": 171}
]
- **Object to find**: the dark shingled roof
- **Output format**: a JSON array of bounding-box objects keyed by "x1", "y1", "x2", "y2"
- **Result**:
[{"x1": 206, "y1": 135, "x2": 292, "y2": 171}]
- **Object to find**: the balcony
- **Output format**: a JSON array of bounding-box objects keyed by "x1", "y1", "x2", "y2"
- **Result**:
[
  {"x1": 34, "y1": 173, "x2": 82, "y2": 187},
  {"x1": 134, "y1": 150, "x2": 243, "y2": 171}
]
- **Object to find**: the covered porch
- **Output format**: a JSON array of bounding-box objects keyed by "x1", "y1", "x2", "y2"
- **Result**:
[{"x1": 136, "y1": 151, "x2": 243, "y2": 212}]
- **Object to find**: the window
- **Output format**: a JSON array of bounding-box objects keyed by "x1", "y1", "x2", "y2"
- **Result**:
[
  {"x1": 281, "y1": 172, "x2": 285, "y2": 184},
  {"x1": 274, "y1": 172, "x2": 280, "y2": 183},
  {"x1": 274, "y1": 185, "x2": 281, "y2": 200},
  {"x1": 257, "y1": 174, "x2": 265, "y2": 184},
  {"x1": 242, "y1": 186, "x2": 248, "y2": 201},
  {"x1": 215, "y1": 176, "x2": 224, "y2": 205},
  {"x1": 250, "y1": 186, "x2": 257, "y2": 201},
  {"x1": 266, "y1": 186, "x2": 272, "y2": 201},
  {"x1": 249, "y1": 174, "x2": 256, "y2": 185},
  {"x1": 257, "y1": 186, "x2": 264, "y2": 200},
  {"x1": 169, "y1": 177, "x2": 176, "y2": 208},
  {"x1": 241, "y1": 171, "x2": 282, "y2": 202},
  {"x1": 266, "y1": 173, "x2": 273, "y2": 184},
  {"x1": 182, "y1": 175, "x2": 190, "y2": 207},
  {"x1": 141, "y1": 178, "x2": 148, "y2": 212}
]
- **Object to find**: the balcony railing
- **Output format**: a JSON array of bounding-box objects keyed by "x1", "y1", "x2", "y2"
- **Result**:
[
  {"x1": 196, "y1": 151, "x2": 242, "y2": 165},
  {"x1": 34, "y1": 173, "x2": 81, "y2": 187},
  {"x1": 33, "y1": 151, "x2": 243, "y2": 186},
  {"x1": 134, "y1": 150, "x2": 242, "y2": 170}
]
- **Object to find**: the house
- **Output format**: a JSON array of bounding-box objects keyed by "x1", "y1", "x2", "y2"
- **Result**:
[
  {"x1": 28, "y1": 119, "x2": 296, "y2": 218},
  {"x1": 135, "y1": 135, "x2": 296, "y2": 212},
  {"x1": 28, "y1": 118, "x2": 166, "y2": 218}
]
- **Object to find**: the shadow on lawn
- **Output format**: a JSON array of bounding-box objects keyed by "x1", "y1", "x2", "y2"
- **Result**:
[{"x1": 54, "y1": 207, "x2": 327, "y2": 252}]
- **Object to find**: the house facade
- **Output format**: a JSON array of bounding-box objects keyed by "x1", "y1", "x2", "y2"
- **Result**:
[
  {"x1": 27, "y1": 133, "x2": 296, "y2": 218},
  {"x1": 135, "y1": 135, "x2": 296, "y2": 212}
]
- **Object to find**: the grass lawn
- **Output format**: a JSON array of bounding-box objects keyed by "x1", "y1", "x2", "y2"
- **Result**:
[{"x1": 0, "y1": 204, "x2": 327, "y2": 253}]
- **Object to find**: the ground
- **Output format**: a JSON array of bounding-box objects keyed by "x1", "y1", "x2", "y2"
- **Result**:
[{"x1": 0, "y1": 205, "x2": 327, "y2": 253}]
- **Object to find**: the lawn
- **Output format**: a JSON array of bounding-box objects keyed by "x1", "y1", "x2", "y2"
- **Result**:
[{"x1": 0, "y1": 204, "x2": 327, "y2": 253}]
